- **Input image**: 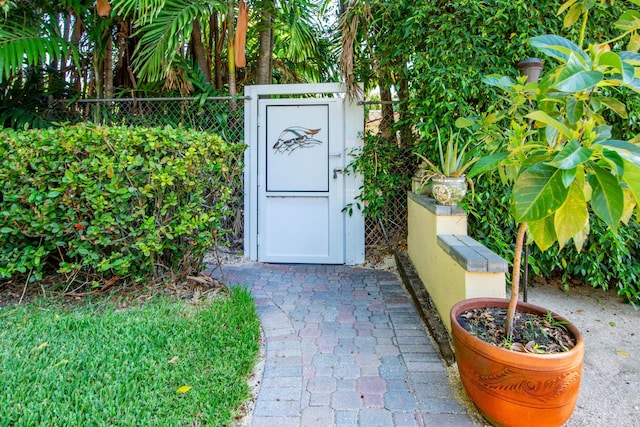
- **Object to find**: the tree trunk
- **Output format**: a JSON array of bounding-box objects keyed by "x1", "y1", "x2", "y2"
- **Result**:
[
  {"x1": 70, "y1": 12, "x2": 84, "y2": 92},
  {"x1": 397, "y1": 75, "x2": 410, "y2": 148},
  {"x1": 506, "y1": 221, "x2": 528, "y2": 339},
  {"x1": 227, "y1": 0, "x2": 237, "y2": 110},
  {"x1": 104, "y1": 34, "x2": 114, "y2": 98},
  {"x1": 208, "y1": 15, "x2": 214, "y2": 86},
  {"x1": 379, "y1": 81, "x2": 394, "y2": 141},
  {"x1": 213, "y1": 12, "x2": 224, "y2": 90},
  {"x1": 93, "y1": 54, "x2": 102, "y2": 99},
  {"x1": 256, "y1": 8, "x2": 273, "y2": 84},
  {"x1": 192, "y1": 19, "x2": 211, "y2": 82}
]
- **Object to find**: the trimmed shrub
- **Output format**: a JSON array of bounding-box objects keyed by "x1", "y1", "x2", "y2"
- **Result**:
[{"x1": 0, "y1": 124, "x2": 244, "y2": 286}]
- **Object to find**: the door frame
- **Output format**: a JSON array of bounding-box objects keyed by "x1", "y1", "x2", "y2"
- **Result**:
[{"x1": 243, "y1": 83, "x2": 364, "y2": 264}]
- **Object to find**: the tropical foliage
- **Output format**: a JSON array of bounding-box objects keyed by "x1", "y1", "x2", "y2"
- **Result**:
[
  {"x1": 342, "y1": 0, "x2": 640, "y2": 301},
  {"x1": 0, "y1": 0, "x2": 339, "y2": 129},
  {"x1": 464, "y1": 0, "x2": 640, "y2": 334}
]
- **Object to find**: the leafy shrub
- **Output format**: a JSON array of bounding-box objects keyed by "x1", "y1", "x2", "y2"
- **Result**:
[
  {"x1": 0, "y1": 124, "x2": 244, "y2": 286},
  {"x1": 345, "y1": 132, "x2": 413, "y2": 221},
  {"x1": 402, "y1": 0, "x2": 632, "y2": 134},
  {"x1": 347, "y1": 1, "x2": 640, "y2": 303},
  {"x1": 465, "y1": 179, "x2": 640, "y2": 305}
]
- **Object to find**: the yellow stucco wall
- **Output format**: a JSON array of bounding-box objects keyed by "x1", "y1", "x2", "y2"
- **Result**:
[{"x1": 407, "y1": 195, "x2": 506, "y2": 332}]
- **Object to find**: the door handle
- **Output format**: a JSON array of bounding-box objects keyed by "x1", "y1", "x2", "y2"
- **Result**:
[
  {"x1": 329, "y1": 152, "x2": 343, "y2": 157},
  {"x1": 333, "y1": 168, "x2": 344, "y2": 179}
]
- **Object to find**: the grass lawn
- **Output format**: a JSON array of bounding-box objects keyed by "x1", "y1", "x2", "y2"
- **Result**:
[{"x1": 0, "y1": 287, "x2": 260, "y2": 426}]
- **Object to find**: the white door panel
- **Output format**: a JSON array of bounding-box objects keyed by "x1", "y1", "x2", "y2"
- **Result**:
[{"x1": 258, "y1": 99, "x2": 344, "y2": 263}]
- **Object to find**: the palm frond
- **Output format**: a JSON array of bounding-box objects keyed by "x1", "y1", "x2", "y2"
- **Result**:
[
  {"x1": 130, "y1": 0, "x2": 225, "y2": 82},
  {"x1": 0, "y1": 22, "x2": 80, "y2": 83},
  {"x1": 339, "y1": 0, "x2": 370, "y2": 101},
  {"x1": 111, "y1": 0, "x2": 166, "y2": 25}
]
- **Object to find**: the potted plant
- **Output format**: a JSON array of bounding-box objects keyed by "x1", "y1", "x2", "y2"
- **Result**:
[
  {"x1": 414, "y1": 126, "x2": 477, "y2": 205},
  {"x1": 450, "y1": 3, "x2": 640, "y2": 426}
]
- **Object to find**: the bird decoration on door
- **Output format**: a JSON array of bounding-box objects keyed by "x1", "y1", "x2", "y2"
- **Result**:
[{"x1": 273, "y1": 127, "x2": 323, "y2": 155}]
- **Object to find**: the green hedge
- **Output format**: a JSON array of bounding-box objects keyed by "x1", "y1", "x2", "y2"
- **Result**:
[
  {"x1": 464, "y1": 179, "x2": 640, "y2": 305},
  {"x1": 347, "y1": 0, "x2": 640, "y2": 303},
  {"x1": 402, "y1": 0, "x2": 629, "y2": 134},
  {"x1": 0, "y1": 124, "x2": 243, "y2": 285}
]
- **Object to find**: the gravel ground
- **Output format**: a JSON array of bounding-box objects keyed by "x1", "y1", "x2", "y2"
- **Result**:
[
  {"x1": 448, "y1": 278, "x2": 640, "y2": 427},
  {"x1": 529, "y1": 279, "x2": 640, "y2": 426}
]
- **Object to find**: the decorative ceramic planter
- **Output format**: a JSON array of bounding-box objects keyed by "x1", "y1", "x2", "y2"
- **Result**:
[
  {"x1": 431, "y1": 175, "x2": 467, "y2": 205},
  {"x1": 450, "y1": 298, "x2": 584, "y2": 427}
]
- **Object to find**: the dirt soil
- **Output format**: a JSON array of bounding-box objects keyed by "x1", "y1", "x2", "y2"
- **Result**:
[{"x1": 450, "y1": 276, "x2": 640, "y2": 427}]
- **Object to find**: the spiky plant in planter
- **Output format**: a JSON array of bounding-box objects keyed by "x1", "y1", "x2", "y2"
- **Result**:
[
  {"x1": 414, "y1": 127, "x2": 478, "y2": 205},
  {"x1": 450, "y1": 2, "x2": 640, "y2": 426}
]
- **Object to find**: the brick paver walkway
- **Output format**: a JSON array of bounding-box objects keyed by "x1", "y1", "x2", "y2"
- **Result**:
[{"x1": 210, "y1": 263, "x2": 475, "y2": 427}]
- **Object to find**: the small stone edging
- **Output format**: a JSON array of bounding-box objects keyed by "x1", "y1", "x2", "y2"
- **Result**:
[{"x1": 393, "y1": 250, "x2": 456, "y2": 366}]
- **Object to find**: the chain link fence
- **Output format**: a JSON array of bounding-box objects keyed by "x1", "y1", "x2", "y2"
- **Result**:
[
  {"x1": 73, "y1": 97, "x2": 413, "y2": 254},
  {"x1": 362, "y1": 104, "x2": 414, "y2": 253}
]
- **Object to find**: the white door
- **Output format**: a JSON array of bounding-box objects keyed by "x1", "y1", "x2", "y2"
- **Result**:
[{"x1": 258, "y1": 98, "x2": 344, "y2": 263}]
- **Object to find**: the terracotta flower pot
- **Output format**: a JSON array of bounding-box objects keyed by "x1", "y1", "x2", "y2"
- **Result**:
[{"x1": 450, "y1": 298, "x2": 584, "y2": 427}]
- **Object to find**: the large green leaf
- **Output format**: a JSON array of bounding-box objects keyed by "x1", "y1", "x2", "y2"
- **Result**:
[
  {"x1": 565, "y1": 98, "x2": 585, "y2": 124},
  {"x1": 599, "y1": 51, "x2": 624, "y2": 74},
  {"x1": 482, "y1": 75, "x2": 515, "y2": 90},
  {"x1": 561, "y1": 167, "x2": 578, "y2": 188},
  {"x1": 554, "y1": 180, "x2": 589, "y2": 249},
  {"x1": 467, "y1": 152, "x2": 509, "y2": 178},
  {"x1": 525, "y1": 111, "x2": 572, "y2": 138},
  {"x1": 530, "y1": 35, "x2": 590, "y2": 65},
  {"x1": 563, "y1": 3, "x2": 582, "y2": 28},
  {"x1": 513, "y1": 163, "x2": 570, "y2": 222},
  {"x1": 622, "y1": 77, "x2": 640, "y2": 93},
  {"x1": 601, "y1": 148, "x2": 624, "y2": 177},
  {"x1": 598, "y1": 140, "x2": 640, "y2": 165},
  {"x1": 589, "y1": 164, "x2": 624, "y2": 231},
  {"x1": 622, "y1": 159, "x2": 640, "y2": 210},
  {"x1": 621, "y1": 61, "x2": 637, "y2": 85},
  {"x1": 596, "y1": 97, "x2": 628, "y2": 118},
  {"x1": 615, "y1": 10, "x2": 640, "y2": 32},
  {"x1": 548, "y1": 139, "x2": 593, "y2": 170},
  {"x1": 561, "y1": 51, "x2": 588, "y2": 74},
  {"x1": 528, "y1": 216, "x2": 557, "y2": 252},
  {"x1": 619, "y1": 50, "x2": 640, "y2": 65},
  {"x1": 554, "y1": 69, "x2": 603, "y2": 92}
]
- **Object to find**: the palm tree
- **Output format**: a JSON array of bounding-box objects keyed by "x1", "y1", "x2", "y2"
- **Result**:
[
  {"x1": 0, "y1": 0, "x2": 341, "y2": 129},
  {"x1": 124, "y1": 0, "x2": 337, "y2": 87},
  {"x1": 255, "y1": 0, "x2": 340, "y2": 84}
]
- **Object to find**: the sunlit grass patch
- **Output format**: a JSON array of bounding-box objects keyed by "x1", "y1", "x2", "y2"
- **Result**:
[{"x1": 0, "y1": 287, "x2": 260, "y2": 426}]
